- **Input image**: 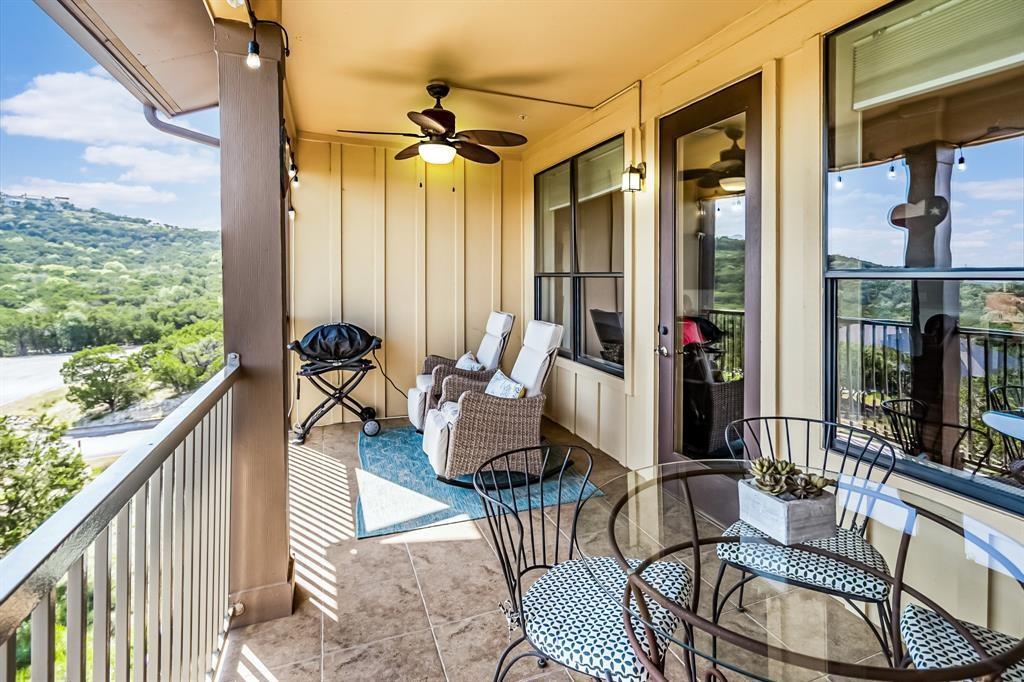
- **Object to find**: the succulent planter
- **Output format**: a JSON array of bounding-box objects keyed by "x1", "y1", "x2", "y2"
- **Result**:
[{"x1": 738, "y1": 478, "x2": 837, "y2": 545}]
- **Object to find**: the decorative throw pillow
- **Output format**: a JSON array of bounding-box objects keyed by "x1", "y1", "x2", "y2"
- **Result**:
[
  {"x1": 484, "y1": 370, "x2": 525, "y2": 399},
  {"x1": 455, "y1": 352, "x2": 485, "y2": 371}
]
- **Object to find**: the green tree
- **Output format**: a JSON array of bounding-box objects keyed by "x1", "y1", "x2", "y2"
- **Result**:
[
  {"x1": 60, "y1": 346, "x2": 147, "y2": 412},
  {"x1": 142, "y1": 320, "x2": 224, "y2": 392},
  {"x1": 0, "y1": 416, "x2": 89, "y2": 555}
]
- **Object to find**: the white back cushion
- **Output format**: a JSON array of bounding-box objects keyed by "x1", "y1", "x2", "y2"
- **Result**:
[
  {"x1": 510, "y1": 320, "x2": 564, "y2": 396},
  {"x1": 475, "y1": 311, "x2": 515, "y2": 370}
]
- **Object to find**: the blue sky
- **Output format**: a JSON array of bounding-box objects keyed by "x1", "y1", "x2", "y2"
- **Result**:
[
  {"x1": 0, "y1": 0, "x2": 220, "y2": 230},
  {"x1": 828, "y1": 137, "x2": 1024, "y2": 269}
]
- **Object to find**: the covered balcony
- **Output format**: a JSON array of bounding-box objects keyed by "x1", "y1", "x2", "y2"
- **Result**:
[{"x1": 1, "y1": 0, "x2": 1022, "y2": 680}]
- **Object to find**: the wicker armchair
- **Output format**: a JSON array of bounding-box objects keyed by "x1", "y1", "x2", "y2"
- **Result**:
[
  {"x1": 421, "y1": 320, "x2": 563, "y2": 483},
  {"x1": 406, "y1": 311, "x2": 514, "y2": 430}
]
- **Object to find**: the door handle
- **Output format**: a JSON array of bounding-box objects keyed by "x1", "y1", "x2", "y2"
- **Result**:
[{"x1": 656, "y1": 346, "x2": 669, "y2": 357}]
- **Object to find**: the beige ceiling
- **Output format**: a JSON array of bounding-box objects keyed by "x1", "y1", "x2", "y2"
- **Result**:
[{"x1": 281, "y1": 0, "x2": 768, "y2": 150}]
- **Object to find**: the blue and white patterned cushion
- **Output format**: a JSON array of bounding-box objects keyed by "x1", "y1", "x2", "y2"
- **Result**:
[
  {"x1": 522, "y1": 556, "x2": 692, "y2": 681},
  {"x1": 901, "y1": 604, "x2": 1024, "y2": 680},
  {"x1": 484, "y1": 369, "x2": 525, "y2": 399},
  {"x1": 716, "y1": 520, "x2": 890, "y2": 601},
  {"x1": 455, "y1": 351, "x2": 485, "y2": 371}
]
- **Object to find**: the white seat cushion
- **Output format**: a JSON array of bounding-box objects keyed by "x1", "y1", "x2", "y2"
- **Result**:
[
  {"x1": 523, "y1": 556, "x2": 692, "y2": 681},
  {"x1": 421, "y1": 408, "x2": 450, "y2": 477},
  {"x1": 438, "y1": 401, "x2": 460, "y2": 424},
  {"x1": 901, "y1": 604, "x2": 1024, "y2": 680},
  {"x1": 716, "y1": 520, "x2": 890, "y2": 601},
  {"x1": 406, "y1": 374, "x2": 434, "y2": 430},
  {"x1": 476, "y1": 311, "x2": 515, "y2": 370},
  {"x1": 510, "y1": 320, "x2": 564, "y2": 396}
]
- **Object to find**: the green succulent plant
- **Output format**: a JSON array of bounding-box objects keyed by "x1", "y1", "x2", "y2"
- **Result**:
[{"x1": 748, "y1": 459, "x2": 836, "y2": 498}]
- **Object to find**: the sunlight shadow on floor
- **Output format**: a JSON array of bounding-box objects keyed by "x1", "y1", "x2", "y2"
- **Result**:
[
  {"x1": 378, "y1": 514, "x2": 481, "y2": 544},
  {"x1": 288, "y1": 443, "x2": 354, "y2": 621}
]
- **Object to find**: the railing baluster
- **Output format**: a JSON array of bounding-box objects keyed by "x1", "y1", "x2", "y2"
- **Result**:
[
  {"x1": 170, "y1": 440, "x2": 186, "y2": 682},
  {"x1": 66, "y1": 557, "x2": 86, "y2": 682},
  {"x1": 94, "y1": 528, "x2": 111, "y2": 682},
  {"x1": 147, "y1": 469, "x2": 161, "y2": 682},
  {"x1": 196, "y1": 411, "x2": 210, "y2": 680},
  {"x1": 180, "y1": 426, "x2": 196, "y2": 680},
  {"x1": 0, "y1": 632, "x2": 15, "y2": 682},
  {"x1": 132, "y1": 488, "x2": 146, "y2": 682},
  {"x1": 114, "y1": 506, "x2": 131, "y2": 682},
  {"x1": 30, "y1": 590, "x2": 54, "y2": 682}
]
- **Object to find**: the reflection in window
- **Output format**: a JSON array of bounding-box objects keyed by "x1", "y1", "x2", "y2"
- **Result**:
[
  {"x1": 534, "y1": 137, "x2": 625, "y2": 375},
  {"x1": 826, "y1": 0, "x2": 1024, "y2": 508}
]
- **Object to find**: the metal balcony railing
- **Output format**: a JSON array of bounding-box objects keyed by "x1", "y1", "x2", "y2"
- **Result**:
[
  {"x1": 706, "y1": 309, "x2": 745, "y2": 377},
  {"x1": 836, "y1": 317, "x2": 1024, "y2": 471},
  {"x1": 0, "y1": 354, "x2": 240, "y2": 682}
]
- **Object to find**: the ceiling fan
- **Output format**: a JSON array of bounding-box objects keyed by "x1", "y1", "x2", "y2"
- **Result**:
[
  {"x1": 679, "y1": 127, "x2": 746, "y2": 192},
  {"x1": 336, "y1": 82, "x2": 527, "y2": 165}
]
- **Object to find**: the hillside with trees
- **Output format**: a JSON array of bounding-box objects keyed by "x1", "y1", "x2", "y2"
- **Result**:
[{"x1": 0, "y1": 194, "x2": 221, "y2": 356}]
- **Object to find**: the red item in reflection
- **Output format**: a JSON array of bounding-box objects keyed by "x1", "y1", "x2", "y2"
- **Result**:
[{"x1": 681, "y1": 319, "x2": 706, "y2": 346}]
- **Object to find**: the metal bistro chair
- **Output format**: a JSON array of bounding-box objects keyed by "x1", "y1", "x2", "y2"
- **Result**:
[
  {"x1": 715, "y1": 417, "x2": 899, "y2": 664},
  {"x1": 474, "y1": 445, "x2": 694, "y2": 682},
  {"x1": 881, "y1": 398, "x2": 995, "y2": 475},
  {"x1": 989, "y1": 386, "x2": 1024, "y2": 476}
]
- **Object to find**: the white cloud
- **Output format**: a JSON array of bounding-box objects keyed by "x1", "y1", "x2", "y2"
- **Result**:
[
  {"x1": 2, "y1": 177, "x2": 175, "y2": 206},
  {"x1": 0, "y1": 71, "x2": 182, "y2": 146},
  {"x1": 956, "y1": 178, "x2": 1024, "y2": 202},
  {"x1": 83, "y1": 145, "x2": 219, "y2": 183}
]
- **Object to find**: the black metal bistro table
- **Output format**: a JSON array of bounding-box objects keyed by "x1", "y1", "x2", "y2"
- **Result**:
[{"x1": 574, "y1": 460, "x2": 1024, "y2": 681}]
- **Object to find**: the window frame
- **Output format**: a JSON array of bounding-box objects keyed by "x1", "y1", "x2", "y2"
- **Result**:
[
  {"x1": 534, "y1": 135, "x2": 625, "y2": 378},
  {"x1": 822, "y1": 2, "x2": 1024, "y2": 515}
]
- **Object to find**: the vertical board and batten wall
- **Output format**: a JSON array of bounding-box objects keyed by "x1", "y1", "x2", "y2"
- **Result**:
[{"x1": 289, "y1": 137, "x2": 523, "y2": 426}]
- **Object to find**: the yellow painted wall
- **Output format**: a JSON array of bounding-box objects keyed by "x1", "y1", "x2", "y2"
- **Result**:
[
  {"x1": 522, "y1": 0, "x2": 1023, "y2": 636},
  {"x1": 289, "y1": 137, "x2": 522, "y2": 424}
]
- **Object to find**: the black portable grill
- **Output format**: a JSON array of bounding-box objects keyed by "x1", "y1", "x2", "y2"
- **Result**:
[{"x1": 288, "y1": 323, "x2": 383, "y2": 443}]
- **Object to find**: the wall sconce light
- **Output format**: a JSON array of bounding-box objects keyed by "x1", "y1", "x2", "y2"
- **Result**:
[{"x1": 622, "y1": 162, "x2": 645, "y2": 192}]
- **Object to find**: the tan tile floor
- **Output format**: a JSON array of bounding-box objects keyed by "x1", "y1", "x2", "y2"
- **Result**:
[{"x1": 217, "y1": 419, "x2": 883, "y2": 681}]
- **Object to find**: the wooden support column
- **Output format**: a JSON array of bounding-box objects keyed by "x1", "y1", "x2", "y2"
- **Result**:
[{"x1": 214, "y1": 19, "x2": 293, "y2": 627}]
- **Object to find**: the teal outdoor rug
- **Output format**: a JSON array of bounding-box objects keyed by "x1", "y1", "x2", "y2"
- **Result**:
[{"x1": 355, "y1": 425, "x2": 600, "y2": 538}]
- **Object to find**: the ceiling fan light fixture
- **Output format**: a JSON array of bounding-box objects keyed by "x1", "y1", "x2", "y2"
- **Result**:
[
  {"x1": 419, "y1": 142, "x2": 456, "y2": 165},
  {"x1": 718, "y1": 175, "x2": 746, "y2": 193}
]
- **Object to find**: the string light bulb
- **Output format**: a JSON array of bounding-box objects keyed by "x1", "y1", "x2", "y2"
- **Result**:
[
  {"x1": 834, "y1": 174, "x2": 844, "y2": 190},
  {"x1": 957, "y1": 148, "x2": 966, "y2": 172},
  {"x1": 245, "y1": 37, "x2": 261, "y2": 69},
  {"x1": 887, "y1": 164, "x2": 896, "y2": 180},
  {"x1": 291, "y1": 174, "x2": 299, "y2": 189},
  {"x1": 288, "y1": 207, "x2": 296, "y2": 220},
  {"x1": 288, "y1": 162, "x2": 297, "y2": 178}
]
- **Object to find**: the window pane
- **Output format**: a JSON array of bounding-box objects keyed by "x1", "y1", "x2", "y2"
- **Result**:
[
  {"x1": 580, "y1": 277, "x2": 624, "y2": 368},
  {"x1": 826, "y1": 0, "x2": 1024, "y2": 270},
  {"x1": 536, "y1": 277, "x2": 571, "y2": 353},
  {"x1": 833, "y1": 278, "x2": 1024, "y2": 491},
  {"x1": 576, "y1": 138, "x2": 624, "y2": 273},
  {"x1": 535, "y1": 162, "x2": 571, "y2": 273}
]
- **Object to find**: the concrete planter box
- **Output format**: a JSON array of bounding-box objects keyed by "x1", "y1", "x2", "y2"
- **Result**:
[{"x1": 738, "y1": 478, "x2": 837, "y2": 545}]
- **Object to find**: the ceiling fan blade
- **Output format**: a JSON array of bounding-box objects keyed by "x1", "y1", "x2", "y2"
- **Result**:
[
  {"x1": 709, "y1": 158, "x2": 743, "y2": 173},
  {"x1": 679, "y1": 168, "x2": 713, "y2": 181},
  {"x1": 408, "y1": 111, "x2": 447, "y2": 135},
  {"x1": 456, "y1": 130, "x2": 527, "y2": 147},
  {"x1": 336, "y1": 129, "x2": 424, "y2": 139},
  {"x1": 696, "y1": 173, "x2": 723, "y2": 189},
  {"x1": 455, "y1": 142, "x2": 500, "y2": 164},
  {"x1": 395, "y1": 143, "x2": 420, "y2": 160}
]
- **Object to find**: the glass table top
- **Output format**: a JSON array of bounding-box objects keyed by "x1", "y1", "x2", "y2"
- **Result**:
[{"x1": 574, "y1": 459, "x2": 1024, "y2": 680}]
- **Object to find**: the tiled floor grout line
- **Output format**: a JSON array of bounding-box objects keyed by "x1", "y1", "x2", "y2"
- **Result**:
[{"x1": 405, "y1": 542, "x2": 451, "y2": 682}]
